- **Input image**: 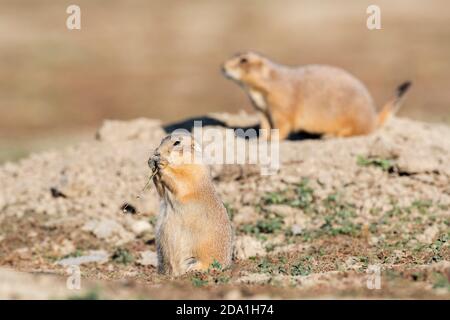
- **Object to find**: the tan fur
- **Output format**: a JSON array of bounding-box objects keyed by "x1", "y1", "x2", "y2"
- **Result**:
[
  {"x1": 222, "y1": 52, "x2": 411, "y2": 140},
  {"x1": 149, "y1": 133, "x2": 233, "y2": 276}
]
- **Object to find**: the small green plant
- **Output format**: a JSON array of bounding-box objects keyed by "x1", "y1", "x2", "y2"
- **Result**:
[
  {"x1": 265, "y1": 243, "x2": 276, "y2": 252},
  {"x1": 191, "y1": 275, "x2": 208, "y2": 287},
  {"x1": 111, "y1": 248, "x2": 134, "y2": 265},
  {"x1": 385, "y1": 206, "x2": 403, "y2": 218},
  {"x1": 411, "y1": 200, "x2": 433, "y2": 214},
  {"x1": 256, "y1": 217, "x2": 284, "y2": 233},
  {"x1": 62, "y1": 249, "x2": 84, "y2": 259},
  {"x1": 290, "y1": 257, "x2": 312, "y2": 276},
  {"x1": 290, "y1": 179, "x2": 314, "y2": 209},
  {"x1": 429, "y1": 234, "x2": 448, "y2": 263},
  {"x1": 188, "y1": 260, "x2": 230, "y2": 286},
  {"x1": 257, "y1": 258, "x2": 275, "y2": 274},
  {"x1": 148, "y1": 216, "x2": 158, "y2": 226},
  {"x1": 68, "y1": 288, "x2": 100, "y2": 300},
  {"x1": 358, "y1": 256, "x2": 370, "y2": 270},
  {"x1": 214, "y1": 275, "x2": 230, "y2": 284},
  {"x1": 432, "y1": 272, "x2": 450, "y2": 291},
  {"x1": 209, "y1": 259, "x2": 223, "y2": 272},
  {"x1": 263, "y1": 191, "x2": 287, "y2": 205},
  {"x1": 319, "y1": 194, "x2": 361, "y2": 237},
  {"x1": 241, "y1": 216, "x2": 284, "y2": 235},
  {"x1": 357, "y1": 155, "x2": 394, "y2": 172},
  {"x1": 224, "y1": 203, "x2": 235, "y2": 220}
]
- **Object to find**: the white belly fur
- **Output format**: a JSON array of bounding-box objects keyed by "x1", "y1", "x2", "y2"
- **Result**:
[{"x1": 249, "y1": 89, "x2": 267, "y2": 110}]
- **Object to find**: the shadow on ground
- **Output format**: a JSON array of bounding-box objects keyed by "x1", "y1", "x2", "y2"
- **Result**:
[{"x1": 163, "y1": 116, "x2": 322, "y2": 141}]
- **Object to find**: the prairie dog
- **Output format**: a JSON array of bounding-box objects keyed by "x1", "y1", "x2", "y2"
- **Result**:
[
  {"x1": 148, "y1": 133, "x2": 233, "y2": 276},
  {"x1": 222, "y1": 51, "x2": 411, "y2": 140}
]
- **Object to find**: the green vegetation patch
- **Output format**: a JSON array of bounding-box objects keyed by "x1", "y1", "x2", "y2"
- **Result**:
[
  {"x1": 111, "y1": 248, "x2": 134, "y2": 265},
  {"x1": 357, "y1": 155, "x2": 394, "y2": 172}
]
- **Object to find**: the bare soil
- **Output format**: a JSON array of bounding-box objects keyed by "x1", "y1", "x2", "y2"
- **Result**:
[{"x1": 0, "y1": 114, "x2": 449, "y2": 299}]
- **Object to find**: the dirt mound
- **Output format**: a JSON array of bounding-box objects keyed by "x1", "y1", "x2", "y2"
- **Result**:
[{"x1": 0, "y1": 114, "x2": 449, "y2": 299}]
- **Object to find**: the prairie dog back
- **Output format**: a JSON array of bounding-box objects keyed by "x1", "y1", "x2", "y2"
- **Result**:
[
  {"x1": 222, "y1": 51, "x2": 411, "y2": 139},
  {"x1": 290, "y1": 65, "x2": 377, "y2": 134}
]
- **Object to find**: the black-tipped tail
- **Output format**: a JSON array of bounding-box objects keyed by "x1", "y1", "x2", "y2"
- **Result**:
[
  {"x1": 377, "y1": 81, "x2": 412, "y2": 128},
  {"x1": 397, "y1": 81, "x2": 412, "y2": 98}
]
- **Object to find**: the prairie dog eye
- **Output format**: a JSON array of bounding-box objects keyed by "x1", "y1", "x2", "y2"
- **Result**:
[
  {"x1": 239, "y1": 57, "x2": 248, "y2": 64},
  {"x1": 173, "y1": 140, "x2": 181, "y2": 146}
]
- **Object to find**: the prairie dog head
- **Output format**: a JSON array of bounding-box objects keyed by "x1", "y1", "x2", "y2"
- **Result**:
[
  {"x1": 221, "y1": 52, "x2": 273, "y2": 88},
  {"x1": 148, "y1": 132, "x2": 202, "y2": 172},
  {"x1": 148, "y1": 132, "x2": 209, "y2": 198}
]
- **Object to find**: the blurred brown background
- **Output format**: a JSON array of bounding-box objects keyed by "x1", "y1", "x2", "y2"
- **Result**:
[{"x1": 1, "y1": 0, "x2": 449, "y2": 162}]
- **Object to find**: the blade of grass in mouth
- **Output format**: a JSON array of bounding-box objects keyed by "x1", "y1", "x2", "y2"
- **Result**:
[
  {"x1": 137, "y1": 168, "x2": 158, "y2": 197},
  {"x1": 122, "y1": 168, "x2": 158, "y2": 213}
]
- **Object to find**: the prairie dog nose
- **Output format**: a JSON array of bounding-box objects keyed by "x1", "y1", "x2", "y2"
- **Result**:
[{"x1": 148, "y1": 154, "x2": 159, "y2": 171}]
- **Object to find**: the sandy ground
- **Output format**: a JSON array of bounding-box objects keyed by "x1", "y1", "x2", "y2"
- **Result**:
[{"x1": 0, "y1": 114, "x2": 449, "y2": 299}]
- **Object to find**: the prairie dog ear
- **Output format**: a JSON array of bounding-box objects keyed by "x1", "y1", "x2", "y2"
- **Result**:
[{"x1": 251, "y1": 59, "x2": 270, "y2": 79}]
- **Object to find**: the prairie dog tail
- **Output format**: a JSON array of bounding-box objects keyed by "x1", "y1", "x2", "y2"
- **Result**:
[{"x1": 377, "y1": 81, "x2": 412, "y2": 127}]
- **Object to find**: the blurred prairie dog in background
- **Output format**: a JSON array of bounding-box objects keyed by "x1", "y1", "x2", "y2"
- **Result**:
[
  {"x1": 148, "y1": 133, "x2": 233, "y2": 276},
  {"x1": 222, "y1": 51, "x2": 411, "y2": 140}
]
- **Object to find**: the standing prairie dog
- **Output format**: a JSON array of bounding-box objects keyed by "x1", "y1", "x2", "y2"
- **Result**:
[
  {"x1": 148, "y1": 133, "x2": 233, "y2": 276},
  {"x1": 222, "y1": 51, "x2": 412, "y2": 140}
]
